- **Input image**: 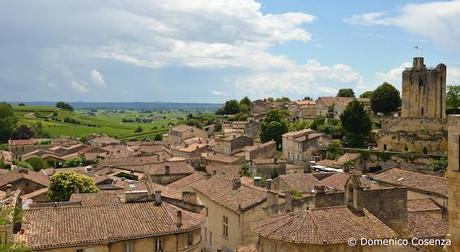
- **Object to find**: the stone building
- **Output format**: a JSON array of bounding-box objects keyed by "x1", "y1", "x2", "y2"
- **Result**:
[
  {"x1": 18, "y1": 192, "x2": 206, "y2": 252},
  {"x1": 166, "y1": 125, "x2": 208, "y2": 146},
  {"x1": 282, "y1": 129, "x2": 331, "y2": 164},
  {"x1": 213, "y1": 135, "x2": 253, "y2": 155},
  {"x1": 448, "y1": 115, "x2": 460, "y2": 251},
  {"x1": 191, "y1": 176, "x2": 285, "y2": 252},
  {"x1": 145, "y1": 160, "x2": 195, "y2": 185},
  {"x1": 244, "y1": 141, "x2": 276, "y2": 161},
  {"x1": 401, "y1": 57, "x2": 446, "y2": 119}
]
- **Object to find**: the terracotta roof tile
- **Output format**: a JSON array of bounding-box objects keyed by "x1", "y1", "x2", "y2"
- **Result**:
[
  {"x1": 276, "y1": 174, "x2": 320, "y2": 193},
  {"x1": 20, "y1": 201, "x2": 205, "y2": 250},
  {"x1": 407, "y1": 198, "x2": 442, "y2": 213},
  {"x1": 371, "y1": 168, "x2": 447, "y2": 197},
  {"x1": 192, "y1": 176, "x2": 267, "y2": 213},
  {"x1": 167, "y1": 172, "x2": 206, "y2": 190},
  {"x1": 407, "y1": 212, "x2": 448, "y2": 239},
  {"x1": 251, "y1": 206, "x2": 396, "y2": 244},
  {"x1": 0, "y1": 169, "x2": 49, "y2": 188},
  {"x1": 146, "y1": 161, "x2": 194, "y2": 176}
]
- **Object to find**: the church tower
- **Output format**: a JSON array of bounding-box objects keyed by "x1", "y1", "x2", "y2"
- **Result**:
[{"x1": 401, "y1": 57, "x2": 446, "y2": 118}]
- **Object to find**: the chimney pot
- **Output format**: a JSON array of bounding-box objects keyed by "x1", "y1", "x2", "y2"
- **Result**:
[
  {"x1": 154, "y1": 190, "x2": 162, "y2": 205},
  {"x1": 176, "y1": 210, "x2": 182, "y2": 228},
  {"x1": 266, "y1": 179, "x2": 273, "y2": 190}
]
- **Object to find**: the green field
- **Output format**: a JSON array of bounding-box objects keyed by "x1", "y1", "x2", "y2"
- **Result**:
[{"x1": 12, "y1": 105, "x2": 194, "y2": 140}]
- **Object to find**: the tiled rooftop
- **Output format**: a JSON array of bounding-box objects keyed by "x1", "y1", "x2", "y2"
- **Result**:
[
  {"x1": 20, "y1": 201, "x2": 205, "y2": 250},
  {"x1": 371, "y1": 168, "x2": 447, "y2": 197},
  {"x1": 192, "y1": 176, "x2": 267, "y2": 213},
  {"x1": 251, "y1": 206, "x2": 397, "y2": 244}
]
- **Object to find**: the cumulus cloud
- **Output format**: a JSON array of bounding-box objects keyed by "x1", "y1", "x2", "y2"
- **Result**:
[
  {"x1": 0, "y1": 0, "x2": 363, "y2": 101},
  {"x1": 236, "y1": 59, "x2": 363, "y2": 99},
  {"x1": 344, "y1": 0, "x2": 460, "y2": 49},
  {"x1": 376, "y1": 62, "x2": 411, "y2": 89},
  {"x1": 90, "y1": 69, "x2": 106, "y2": 87}
]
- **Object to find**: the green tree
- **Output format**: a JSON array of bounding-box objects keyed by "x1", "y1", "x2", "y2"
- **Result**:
[
  {"x1": 432, "y1": 157, "x2": 448, "y2": 172},
  {"x1": 63, "y1": 157, "x2": 85, "y2": 168},
  {"x1": 0, "y1": 243, "x2": 31, "y2": 252},
  {"x1": 239, "y1": 96, "x2": 251, "y2": 107},
  {"x1": 260, "y1": 110, "x2": 288, "y2": 148},
  {"x1": 239, "y1": 163, "x2": 250, "y2": 177},
  {"x1": 154, "y1": 133, "x2": 163, "y2": 141},
  {"x1": 48, "y1": 172, "x2": 99, "y2": 201},
  {"x1": 25, "y1": 157, "x2": 48, "y2": 171},
  {"x1": 55, "y1": 101, "x2": 74, "y2": 111},
  {"x1": 359, "y1": 91, "x2": 373, "y2": 98},
  {"x1": 223, "y1": 100, "x2": 240, "y2": 115},
  {"x1": 30, "y1": 122, "x2": 50, "y2": 138},
  {"x1": 447, "y1": 85, "x2": 460, "y2": 109},
  {"x1": 134, "y1": 126, "x2": 143, "y2": 133},
  {"x1": 337, "y1": 88, "x2": 355, "y2": 97},
  {"x1": 275, "y1": 97, "x2": 291, "y2": 102},
  {"x1": 0, "y1": 102, "x2": 18, "y2": 143},
  {"x1": 12, "y1": 125, "x2": 33, "y2": 140},
  {"x1": 340, "y1": 100, "x2": 372, "y2": 147},
  {"x1": 370, "y1": 83, "x2": 401, "y2": 114}
]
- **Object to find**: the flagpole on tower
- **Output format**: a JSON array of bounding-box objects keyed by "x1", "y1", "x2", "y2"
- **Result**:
[{"x1": 414, "y1": 45, "x2": 419, "y2": 57}]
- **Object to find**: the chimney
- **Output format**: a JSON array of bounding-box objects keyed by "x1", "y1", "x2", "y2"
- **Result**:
[
  {"x1": 273, "y1": 155, "x2": 278, "y2": 164},
  {"x1": 176, "y1": 210, "x2": 182, "y2": 228},
  {"x1": 157, "y1": 155, "x2": 161, "y2": 161},
  {"x1": 254, "y1": 176, "x2": 261, "y2": 187},
  {"x1": 182, "y1": 191, "x2": 197, "y2": 205},
  {"x1": 314, "y1": 185, "x2": 327, "y2": 194},
  {"x1": 109, "y1": 165, "x2": 113, "y2": 173},
  {"x1": 6, "y1": 184, "x2": 12, "y2": 197},
  {"x1": 212, "y1": 170, "x2": 217, "y2": 176},
  {"x1": 232, "y1": 178, "x2": 241, "y2": 190},
  {"x1": 285, "y1": 191, "x2": 293, "y2": 212},
  {"x1": 164, "y1": 165, "x2": 170, "y2": 175},
  {"x1": 266, "y1": 191, "x2": 279, "y2": 207},
  {"x1": 266, "y1": 179, "x2": 273, "y2": 190},
  {"x1": 154, "y1": 190, "x2": 162, "y2": 205}
]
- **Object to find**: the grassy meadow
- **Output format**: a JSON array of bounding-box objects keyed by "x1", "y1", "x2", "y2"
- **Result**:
[{"x1": 12, "y1": 105, "x2": 198, "y2": 140}]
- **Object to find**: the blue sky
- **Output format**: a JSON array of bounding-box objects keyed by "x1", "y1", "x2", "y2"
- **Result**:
[{"x1": 1, "y1": 0, "x2": 459, "y2": 103}]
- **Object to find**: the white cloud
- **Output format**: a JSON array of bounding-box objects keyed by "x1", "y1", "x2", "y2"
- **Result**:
[
  {"x1": 344, "y1": 0, "x2": 460, "y2": 49},
  {"x1": 71, "y1": 80, "x2": 89, "y2": 93},
  {"x1": 343, "y1": 12, "x2": 389, "y2": 26},
  {"x1": 376, "y1": 62, "x2": 411, "y2": 89},
  {"x1": 0, "y1": 0, "x2": 364, "y2": 100},
  {"x1": 235, "y1": 59, "x2": 363, "y2": 99},
  {"x1": 90, "y1": 69, "x2": 106, "y2": 87},
  {"x1": 210, "y1": 90, "x2": 228, "y2": 96}
]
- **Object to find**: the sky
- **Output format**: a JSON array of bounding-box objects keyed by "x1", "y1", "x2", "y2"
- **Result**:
[{"x1": 1, "y1": 0, "x2": 460, "y2": 103}]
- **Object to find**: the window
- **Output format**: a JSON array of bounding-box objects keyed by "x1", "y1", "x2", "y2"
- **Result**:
[
  {"x1": 125, "y1": 242, "x2": 134, "y2": 252},
  {"x1": 209, "y1": 231, "x2": 213, "y2": 246},
  {"x1": 76, "y1": 250, "x2": 83, "y2": 252},
  {"x1": 154, "y1": 238, "x2": 163, "y2": 252},
  {"x1": 204, "y1": 228, "x2": 207, "y2": 242},
  {"x1": 223, "y1": 215, "x2": 229, "y2": 238},
  {"x1": 187, "y1": 232, "x2": 193, "y2": 246}
]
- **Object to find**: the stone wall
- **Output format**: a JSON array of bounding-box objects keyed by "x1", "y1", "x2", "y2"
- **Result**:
[
  {"x1": 448, "y1": 115, "x2": 460, "y2": 251},
  {"x1": 377, "y1": 117, "x2": 447, "y2": 155}
]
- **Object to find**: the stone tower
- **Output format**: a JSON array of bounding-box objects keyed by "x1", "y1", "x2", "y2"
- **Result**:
[
  {"x1": 448, "y1": 115, "x2": 460, "y2": 251},
  {"x1": 401, "y1": 57, "x2": 446, "y2": 118}
]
